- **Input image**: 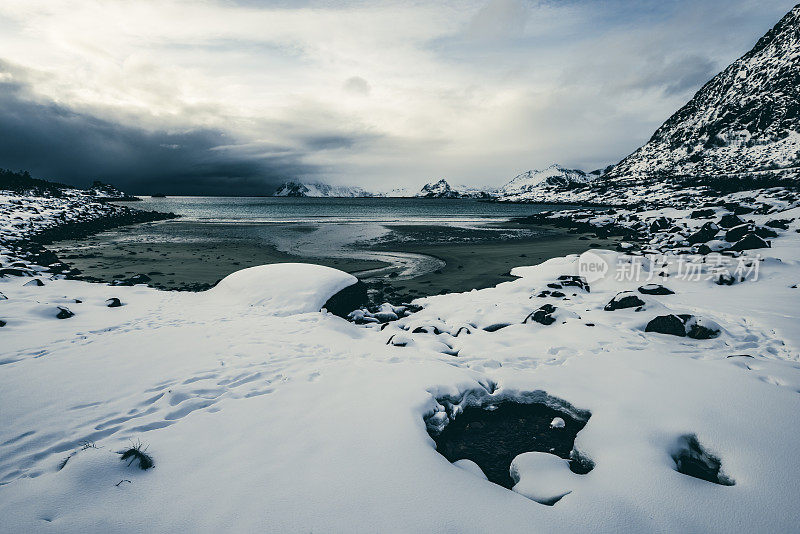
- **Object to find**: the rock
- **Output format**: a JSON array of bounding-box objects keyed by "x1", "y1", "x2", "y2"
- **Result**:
[
  {"x1": 715, "y1": 273, "x2": 736, "y2": 286},
  {"x1": 0, "y1": 268, "x2": 29, "y2": 277},
  {"x1": 649, "y1": 216, "x2": 671, "y2": 233},
  {"x1": 106, "y1": 297, "x2": 123, "y2": 307},
  {"x1": 56, "y1": 306, "x2": 74, "y2": 319},
  {"x1": 754, "y1": 226, "x2": 778, "y2": 239},
  {"x1": 718, "y1": 213, "x2": 745, "y2": 228},
  {"x1": 645, "y1": 314, "x2": 686, "y2": 337},
  {"x1": 724, "y1": 223, "x2": 751, "y2": 242},
  {"x1": 525, "y1": 304, "x2": 557, "y2": 325},
  {"x1": 690, "y1": 208, "x2": 715, "y2": 219},
  {"x1": 729, "y1": 233, "x2": 770, "y2": 252},
  {"x1": 128, "y1": 274, "x2": 151, "y2": 284},
  {"x1": 24, "y1": 278, "x2": 44, "y2": 287},
  {"x1": 687, "y1": 222, "x2": 720, "y2": 244},
  {"x1": 557, "y1": 275, "x2": 590, "y2": 292},
  {"x1": 323, "y1": 280, "x2": 368, "y2": 318},
  {"x1": 686, "y1": 317, "x2": 721, "y2": 339},
  {"x1": 0, "y1": 319, "x2": 5, "y2": 327},
  {"x1": 604, "y1": 291, "x2": 645, "y2": 311},
  {"x1": 550, "y1": 417, "x2": 565, "y2": 429},
  {"x1": 637, "y1": 284, "x2": 675, "y2": 295},
  {"x1": 765, "y1": 218, "x2": 791, "y2": 230},
  {"x1": 671, "y1": 434, "x2": 734, "y2": 486},
  {"x1": 0, "y1": 291, "x2": 6, "y2": 300},
  {"x1": 483, "y1": 323, "x2": 511, "y2": 332}
]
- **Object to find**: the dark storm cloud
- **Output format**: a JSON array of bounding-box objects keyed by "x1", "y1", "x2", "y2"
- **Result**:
[{"x1": 0, "y1": 78, "x2": 315, "y2": 195}]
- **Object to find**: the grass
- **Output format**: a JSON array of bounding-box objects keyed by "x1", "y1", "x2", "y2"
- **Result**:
[{"x1": 119, "y1": 440, "x2": 154, "y2": 470}]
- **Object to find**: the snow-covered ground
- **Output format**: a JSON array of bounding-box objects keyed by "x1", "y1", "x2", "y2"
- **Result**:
[{"x1": 1, "y1": 188, "x2": 800, "y2": 532}]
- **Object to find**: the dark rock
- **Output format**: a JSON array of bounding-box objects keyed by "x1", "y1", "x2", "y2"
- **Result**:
[
  {"x1": 323, "y1": 280, "x2": 368, "y2": 318},
  {"x1": 649, "y1": 216, "x2": 671, "y2": 233},
  {"x1": 687, "y1": 222, "x2": 720, "y2": 244},
  {"x1": 729, "y1": 233, "x2": 770, "y2": 252},
  {"x1": 718, "y1": 213, "x2": 745, "y2": 228},
  {"x1": 557, "y1": 275, "x2": 590, "y2": 292},
  {"x1": 546, "y1": 283, "x2": 562, "y2": 289},
  {"x1": 106, "y1": 297, "x2": 123, "y2": 307},
  {"x1": 754, "y1": 226, "x2": 778, "y2": 239},
  {"x1": 0, "y1": 319, "x2": 5, "y2": 327},
  {"x1": 765, "y1": 218, "x2": 791, "y2": 230},
  {"x1": 696, "y1": 244, "x2": 712, "y2": 255},
  {"x1": 725, "y1": 223, "x2": 751, "y2": 242},
  {"x1": 690, "y1": 209, "x2": 715, "y2": 219},
  {"x1": 645, "y1": 314, "x2": 686, "y2": 337},
  {"x1": 550, "y1": 291, "x2": 565, "y2": 298},
  {"x1": 671, "y1": 434, "x2": 734, "y2": 486},
  {"x1": 715, "y1": 273, "x2": 736, "y2": 286},
  {"x1": 483, "y1": 323, "x2": 511, "y2": 332},
  {"x1": 687, "y1": 321, "x2": 720, "y2": 340},
  {"x1": 24, "y1": 278, "x2": 44, "y2": 287},
  {"x1": 604, "y1": 291, "x2": 646, "y2": 311},
  {"x1": 0, "y1": 268, "x2": 29, "y2": 277},
  {"x1": 525, "y1": 304, "x2": 557, "y2": 325},
  {"x1": 56, "y1": 306, "x2": 74, "y2": 319}
]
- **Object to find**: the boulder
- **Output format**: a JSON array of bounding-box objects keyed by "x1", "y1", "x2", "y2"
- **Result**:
[
  {"x1": 645, "y1": 314, "x2": 686, "y2": 337},
  {"x1": 687, "y1": 222, "x2": 719, "y2": 244},
  {"x1": 323, "y1": 280, "x2": 369, "y2": 318},
  {"x1": 56, "y1": 306, "x2": 74, "y2": 319},
  {"x1": 525, "y1": 304, "x2": 557, "y2": 325},
  {"x1": 718, "y1": 213, "x2": 745, "y2": 228},
  {"x1": 729, "y1": 233, "x2": 770, "y2": 252},
  {"x1": 604, "y1": 291, "x2": 645, "y2": 311},
  {"x1": 24, "y1": 278, "x2": 44, "y2": 287},
  {"x1": 638, "y1": 284, "x2": 675, "y2": 295},
  {"x1": 690, "y1": 208, "x2": 715, "y2": 219},
  {"x1": 106, "y1": 297, "x2": 123, "y2": 308},
  {"x1": 557, "y1": 275, "x2": 590, "y2": 292},
  {"x1": 724, "y1": 224, "x2": 751, "y2": 242},
  {"x1": 765, "y1": 218, "x2": 791, "y2": 230},
  {"x1": 649, "y1": 216, "x2": 671, "y2": 233},
  {"x1": 754, "y1": 226, "x2": 778, "y2": 239}
]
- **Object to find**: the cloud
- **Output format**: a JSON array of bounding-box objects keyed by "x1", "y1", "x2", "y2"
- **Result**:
[
  {"x1": 342, "y1": 76, "x2": 371, "y2": 96},
  {"x1": 0, "y1": 75, "x2": 315, "y2": 195},
  {"x1": 0, "y1": 0, "x2": 795, "y2": 192}
]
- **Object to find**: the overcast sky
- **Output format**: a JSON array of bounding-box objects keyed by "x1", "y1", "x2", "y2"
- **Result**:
[{"x1": 0, "y1": 0, "x2": 795, "y2": 194}]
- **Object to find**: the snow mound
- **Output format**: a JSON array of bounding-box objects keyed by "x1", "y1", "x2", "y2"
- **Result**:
[
  {"x1": 205, "y1": 263, "x2": 358, "y2": 315},
  {"x1": 510, "y1": 452, "x2": 576, "y2": 505}
]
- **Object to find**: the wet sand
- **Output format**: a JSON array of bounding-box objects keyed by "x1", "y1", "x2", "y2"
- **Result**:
[
  {"x1": 48, "y1": 219, "x2": 614, "y2": 299},
  {"x1": 366, "y1": 225, "x2": 615, "y2": 301},
  {"x1": 49, "y1": 224, "x2": 387, "y2": 291}
]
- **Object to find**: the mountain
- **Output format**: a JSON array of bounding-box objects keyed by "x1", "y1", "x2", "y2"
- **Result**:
[
  {"x1": 607, "y1": 4, "x2": 800, "y2": 183},
  {"x1": 414, "y1": 179, "x2": 495, "y2": 198},
  {"x1": 273, "y1": 181, "x2": 375, "y2": 197},
  {"x1": 498, "y1": 165, "x2": 595, "y2": 196}
]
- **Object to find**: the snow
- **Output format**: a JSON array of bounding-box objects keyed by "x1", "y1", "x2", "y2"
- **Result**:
[
  {"x1": 1, "y1": 191, "x2": 800, "y2": 531},
  {"x1": 510, "y1": 452, "x2": 575, "y2": 505},
  {"x1": 205, "y1": 263, "x2": 358, "y2": 315}
]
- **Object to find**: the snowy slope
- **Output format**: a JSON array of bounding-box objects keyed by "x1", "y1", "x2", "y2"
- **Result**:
[
  {"x1": 415, "y1": 179, "x2": 496, "y2": 198},
  {"x1": 499, "y1": 165, "x2": 595, "y2": 197},
  {"x1": 608, "y1": 4, "x2": 800, "y2": 181},
  {"x1": 1, "y1": 194, "x2": 800, "y2": 531}
]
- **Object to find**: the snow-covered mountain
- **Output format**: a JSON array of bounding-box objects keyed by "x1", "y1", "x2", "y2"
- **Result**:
[
  {"x1": 607, "y1": 4, "x2": 800, "y2": 182},
  {"x1": 414, "y1": 179, "x2": 495, "y2": 198},
  {"x1": 498, "y1": 165, "x2": 595, "y2": 196},
  {"x1": 273, "y1": 181, "x2": 375, "y2": 197}
]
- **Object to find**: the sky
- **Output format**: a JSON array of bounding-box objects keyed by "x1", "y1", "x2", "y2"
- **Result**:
[{"x1": 0, "y1": 0, "x2": 796, "y2": 195}]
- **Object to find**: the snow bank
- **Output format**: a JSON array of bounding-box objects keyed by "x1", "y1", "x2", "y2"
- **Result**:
[{"x1": 205, "y1": 263, "x2": 358, "y2": 315}]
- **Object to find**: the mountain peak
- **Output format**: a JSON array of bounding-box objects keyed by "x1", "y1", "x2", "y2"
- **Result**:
[{"x1": 607, "y1": 3, "x2": 800, "y2": 181}]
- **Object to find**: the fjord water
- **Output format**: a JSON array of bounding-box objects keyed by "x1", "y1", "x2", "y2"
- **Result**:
[
  {"x1": 51, "y1": 196, "x2": 596, "y2": 294},
  {"x1": 132, "y1": 196, "x2": 559, "y2": 224}
]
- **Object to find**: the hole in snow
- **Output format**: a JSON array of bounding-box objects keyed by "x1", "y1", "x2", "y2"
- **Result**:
[
  {"x1": 427, "y1": 398, "x2": 593, "y2": 489},
  {"x1": 671, "y1": 434, "x2": 734, "y2": 486}
]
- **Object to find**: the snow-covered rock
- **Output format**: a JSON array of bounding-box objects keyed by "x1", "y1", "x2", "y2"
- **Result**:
[{"x1": 205, "y1": 263, "x2": 360, "y2": 316}]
